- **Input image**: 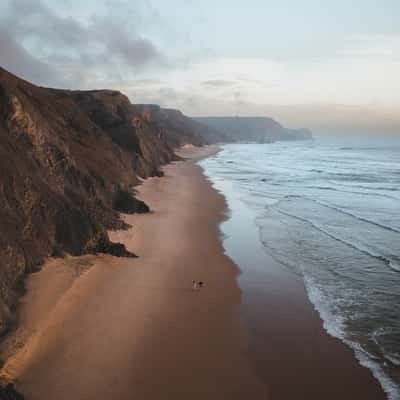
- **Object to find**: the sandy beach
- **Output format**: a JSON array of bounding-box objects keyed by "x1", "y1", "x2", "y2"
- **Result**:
[
  {"x1": 0, "y1": 145, "x2": 387, "y2": 399},
  {"x1": 0, "y1": 145, "x2": 267, "y2": 399}
]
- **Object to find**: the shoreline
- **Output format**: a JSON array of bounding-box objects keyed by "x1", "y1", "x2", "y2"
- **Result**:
[
  {"x1": 0, "y1": 143, "x2": 389, "y2": 399},
  {"x1": 0, "y1": 145, "x2": 268, "y2": 399},
  {"x1": 200, "y1": 147, "x2": 388, "y2": 400}
]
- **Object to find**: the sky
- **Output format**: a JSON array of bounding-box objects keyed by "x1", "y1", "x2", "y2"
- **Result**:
[{"x1": 0, "y1": 0, "x2": 399, "y2": 133}]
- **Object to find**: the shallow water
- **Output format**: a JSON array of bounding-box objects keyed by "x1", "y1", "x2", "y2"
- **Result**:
[{"x1": 200, "y1": 136, "x2": 400, "y2": 399}]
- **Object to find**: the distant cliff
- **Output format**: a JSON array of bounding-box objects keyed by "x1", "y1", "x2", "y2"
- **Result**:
[
  {"x1": 134, "y1": 105, "x2": 228, "y2": 146},
  {"x1": 194, "y1": 116, "x2": 312, "y2": 143},
  {"x1": 0, "y1": 67, "x2": 214, "y2": 337}
]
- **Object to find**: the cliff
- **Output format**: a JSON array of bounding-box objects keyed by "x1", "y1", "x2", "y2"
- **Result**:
[
  {"x1": 134, "y1": 105, "x2": 228, "y2": 146},
  {"x1": 194, "y1": 116, "x2": 312, "y2": 142},
  {"x1": 0, "y1": 67, "x2": 209, "y2": 338},
  {"x1": 0, "y1": 66, "x2": 311, "y2": 352}
]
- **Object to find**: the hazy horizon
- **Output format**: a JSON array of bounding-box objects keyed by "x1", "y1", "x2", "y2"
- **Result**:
[{"x1": 1, "y1": 0, "x2": 399, "y2": 134}]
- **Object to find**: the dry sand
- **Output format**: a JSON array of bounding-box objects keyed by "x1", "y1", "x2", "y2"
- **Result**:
[{"x1": 0, "y1": 145, "x2": 268, "y2": 399}]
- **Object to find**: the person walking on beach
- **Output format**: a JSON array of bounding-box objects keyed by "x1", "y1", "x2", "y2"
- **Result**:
[{"x1": 192, "y1": 280, "x2": 204, "y2": 290}]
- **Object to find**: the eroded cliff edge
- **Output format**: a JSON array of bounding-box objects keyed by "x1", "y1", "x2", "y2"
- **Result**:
[{"x1": 0, "y1": 67, "x2": 221, "y2": 338}]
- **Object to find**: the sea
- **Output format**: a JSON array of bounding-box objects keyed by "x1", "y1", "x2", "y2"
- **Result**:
[{"x1": 200, "y1": 135, "x2": 400, "y2": 399}]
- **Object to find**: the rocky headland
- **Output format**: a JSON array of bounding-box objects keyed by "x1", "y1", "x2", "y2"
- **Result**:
[{"x1": 195, "y1": 116, "x2": 312, "y2": 142}]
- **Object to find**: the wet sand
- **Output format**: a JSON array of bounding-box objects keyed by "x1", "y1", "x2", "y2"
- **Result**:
[
  {"x1": 0, "y1": 145, "x2": 267, "y2": 399},
  {"x1": 0, "y1": 144, "x2": 387, "y2": 400}
]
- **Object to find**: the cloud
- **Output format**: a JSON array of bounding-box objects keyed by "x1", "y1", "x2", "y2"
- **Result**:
[
  {"x1": 109, "y1": 36, "x2": 162, "y2": 67},
  {"x1": 0, "y1": 27, "x2": 58, "y2": 85},
  {"x1": 86, "y1": 17, "x2": 166, "y2": 69},
  {"x1": 0, "y1": 0, "x2": 167, "y2": 88},
  {"x1": 3, "y1": 0, "x2": 87, "y2": 46},
  {"x1": 1, "y1": 1, "x2": 399, "y2": 135}
]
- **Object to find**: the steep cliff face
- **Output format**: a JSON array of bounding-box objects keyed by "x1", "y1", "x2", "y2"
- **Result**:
[
  {"x1": 194, "y1": 116, "x2": 312, "y2": 142},
  {"x1": 0, "y1": 68, "x2": 206, "y2": 336},
  {"x1": 52, "y1": 90, "x2": 177, "y2": 178}
]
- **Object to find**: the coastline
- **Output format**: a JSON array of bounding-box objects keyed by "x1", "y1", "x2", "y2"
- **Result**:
[
  {"x1": 0, "y1": 145, "x2": 267, "y2": 399},
  {"x1": 200, "y1": 147, "x2": 389, "y2": 400},
  {"x1": 0, "y1": 143, "x2": 388, "y2": 399}
]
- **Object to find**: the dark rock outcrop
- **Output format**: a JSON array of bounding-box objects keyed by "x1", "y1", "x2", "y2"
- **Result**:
[
  {"x1": 113, "y1": 189, "x2": 150, "y2": 214},
  {"x1": 194, "y1": 116, "x2": 312, "y2": 142}
]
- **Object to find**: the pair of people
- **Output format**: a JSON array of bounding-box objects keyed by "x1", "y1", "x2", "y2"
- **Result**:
[{"x1": 192, "y1": 280, "x2": 204, "y2": 290}]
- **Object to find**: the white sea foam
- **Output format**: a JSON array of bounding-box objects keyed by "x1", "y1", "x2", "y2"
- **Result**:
[
  {"x1": 202, "y1": 141, "x2": 400, "y2": 398},
  {"x1": 303, "y1": 276, "x2": 346, "y2": 340},
  {"x1": 386, "y1": 354, "x2": 400, "y2": 367},
  {"x1": 303, "y1": 275, "x2": 400, "y2": 400},
  {"x1": 354, "y1": 350, "x2": 400, "y2": 400},
  {"x1": 389, "y1": 261, "x2": 400, "y2": 273}
]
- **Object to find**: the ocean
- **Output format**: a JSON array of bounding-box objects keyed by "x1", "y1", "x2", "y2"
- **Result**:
[{"x1": 200, "y1": 136, "x2": 400, "y2": 399}]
